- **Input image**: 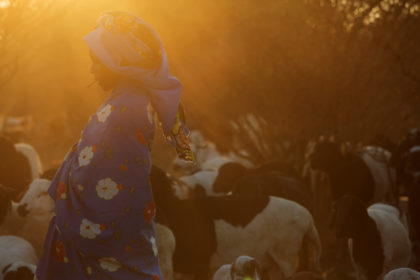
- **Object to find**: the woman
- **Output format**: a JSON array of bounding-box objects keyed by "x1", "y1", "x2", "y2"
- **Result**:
[{"x1": 36, "y1": 11, "x2": 194, "y2": 280}]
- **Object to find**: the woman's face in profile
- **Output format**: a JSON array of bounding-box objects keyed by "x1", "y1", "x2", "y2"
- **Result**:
[{"x1": 89, "y1": 51, "x2": 119, "y2": 91}]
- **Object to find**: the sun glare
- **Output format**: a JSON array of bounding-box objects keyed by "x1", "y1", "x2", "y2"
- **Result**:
[{"x1": 0, "y1": 0, "x2": 10, "y2": 9}]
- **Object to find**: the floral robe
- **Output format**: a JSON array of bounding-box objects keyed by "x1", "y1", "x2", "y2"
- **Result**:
[{"x1": 35, "y1": 85, "x2": 193, "y2": 280}]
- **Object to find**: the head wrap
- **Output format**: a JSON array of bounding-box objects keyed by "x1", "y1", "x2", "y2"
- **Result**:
[{"x1": 84, "y1": 11, "x2": 181, "y2": 134}]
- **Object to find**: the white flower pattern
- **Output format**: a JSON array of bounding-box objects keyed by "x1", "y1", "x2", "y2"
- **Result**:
[
  {"x1": 96, "y1": 178, "x2": 123, "y2": 200},
  {"x1": 150, "y1": 236, "x2": 158, "y2": 257},
  {"x1": 80, "y1": 218, "x2": 102, "y2": 239},
  {"x1": 78, "y1": 145, "x2": 97, "y2": 167},
  {"x1": 97, "y1": 104, "x2": 114, "y2": 123},
  {"x1": 99, "y1": 257, "x2": 121, "y2": 272}
]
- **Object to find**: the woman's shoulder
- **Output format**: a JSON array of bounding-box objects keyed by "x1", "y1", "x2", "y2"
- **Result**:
[{"x1": 91, "y1": 86, "x2": 152, "y2": 126}]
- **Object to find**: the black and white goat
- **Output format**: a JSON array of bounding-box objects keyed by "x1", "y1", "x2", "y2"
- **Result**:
[
  {"x1": 0, "y1": 235, "x2": 37, "y2": 280},
  {"x1": 150, "y1": 165, "x2": 322, "y2": 279},
  {"x1": 0, "y1": 180, "x2": 51, "y2": 255},
  {"x1": 331, "y1": 195, "x2": 411, "y2": 280}
]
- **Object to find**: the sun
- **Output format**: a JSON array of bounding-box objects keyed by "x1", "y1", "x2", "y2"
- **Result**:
[{"x1": 0, "y1": 0, "x2": 10, "y2": 9}]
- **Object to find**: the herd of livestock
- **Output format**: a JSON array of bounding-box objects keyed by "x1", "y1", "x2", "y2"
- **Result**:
[{"x1": 0, "y1": 122, "x2": 420, "y2": 280}]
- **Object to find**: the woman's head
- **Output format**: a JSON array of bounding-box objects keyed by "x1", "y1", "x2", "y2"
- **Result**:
[
  {"x1": 85, "y1": 11, "x2": 183, "y2": 134},
  {"x1": 87, "y1": 12, "x2": 163, "y2": 91}
]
